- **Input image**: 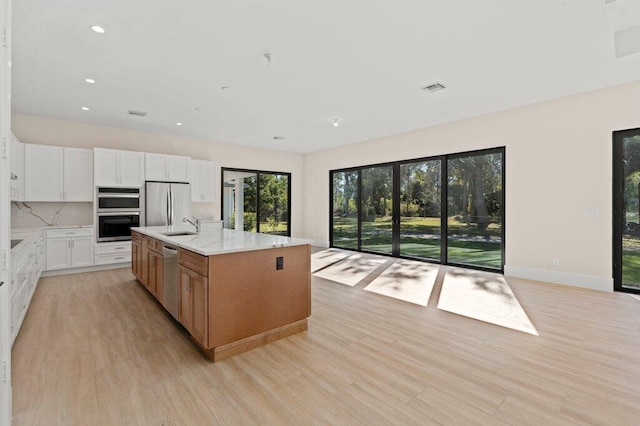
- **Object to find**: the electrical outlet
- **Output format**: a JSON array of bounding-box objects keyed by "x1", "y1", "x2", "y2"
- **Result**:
[
  {"x1": 552, "y1": 258, "x2": 560, "y2": 266},
  {"x1": 276, "y1": 256, "x2": 284, "y2": 270},
  {"x1": 16, "y1": 209, "x2": 23, "y2": 217},
  {"x1": 71, "y1": 209, "x2": 77, "y2": 216}
]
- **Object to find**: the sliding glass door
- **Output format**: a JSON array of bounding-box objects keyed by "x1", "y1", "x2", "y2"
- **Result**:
[
  {"x1": 447, "y1": 151, "x2": 503, "y2": 269},
  {"x1": 361, "y1": 166, "x2": 394, "y2": 254},
  {"x1": 259, "y1": 172, "x2": 290, "y2": 235},
  {"x1": 330, "y1": 147, "x2": 504, "y2": 272},
  {"x1": 332, "y1": 170, "x2": 359, "y2": 249},
  {"x1": 614, "y1": 128, "x2": 640, "y2": 293},
  {"x1": 222, "y1": 168, "x2": 291, "y2": 236},
  {"x1": 399, "y1": 159, "x2": 442, "y2": 261}
]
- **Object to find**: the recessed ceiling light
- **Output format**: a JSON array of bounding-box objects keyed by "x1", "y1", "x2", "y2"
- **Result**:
[
  {"x1": 85, "y1": 78, "x2": 95, "y2": 84},
  {"x1": 81, "y1": 106, "x2": 90, "y2": 111},
  {"x1": 272, "y1": 136, "x2": 286, "y2": 140},
  {"x1": 176, "y1": 122, "x2": 183, "y2": 126},
  {"x1": 91, "y1": 25, "x2": 105, "y2": 34}
]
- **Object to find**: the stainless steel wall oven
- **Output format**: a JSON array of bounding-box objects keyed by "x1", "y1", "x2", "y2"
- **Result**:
[{"x1": 96, "y1": 187, "x2": 142, "y2": 242}]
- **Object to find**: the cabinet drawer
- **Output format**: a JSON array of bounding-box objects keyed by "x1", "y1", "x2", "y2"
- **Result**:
[
  {"x1": 47, "y1": 228, "x2": 94, "y2": 238},
  {"x1": 146, "y1": 237, "x2": 163, "y2": 253},
  {"x1": 95, "y1": 241, "x2": 132, "y2": 255},
  {"x1": 95, "y1": 252, "x2": 132, "y2": 265},
  {"x1": 179, "y1": 249, "x2": 208, "y2": 276}
]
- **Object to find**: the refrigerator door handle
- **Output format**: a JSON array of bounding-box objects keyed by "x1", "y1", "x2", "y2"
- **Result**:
[
  {"x1": 166, "y1": 187, "x2": 171, "y2": 226},
  {"x1": 169, "y1": 186, "x2": 174, "y2": 226}
]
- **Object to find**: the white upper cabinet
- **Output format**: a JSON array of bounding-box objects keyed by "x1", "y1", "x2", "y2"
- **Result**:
[
  {"x1": 94, "y1": 148, "x2": 145, "y2": 187},
  {"x1": 24, "y1": 144, "x2": 64, "y2": 201},
  {"x1": 145, "y1": 153, "x2": 189, "y2": 182},
  {"x1": 188, "y1": 159, "x2": 217, "y2": 202},
  {"x1": 63, "y1": 148, "x2": 93, "y2": 201},
  {"x1": 24, "y1": 144, "x2": 94, "y2": 201},
  {"x1": 10, "y1": 133, "x2": 24, "y2": 201}
]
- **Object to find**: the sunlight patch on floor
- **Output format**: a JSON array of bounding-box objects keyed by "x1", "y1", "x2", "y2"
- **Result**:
[
  {"x1": 313, "y1": 252, "x2": 389, "y2": 286},
  {"x1": 364, "y1": 259, "x2": 439, "y2": 306},
  {"x1": 438, "y1": 268, "x2": 539, "y2": 335},
  {"x1": 311, "y1": 248, "x2": 354, "y2": 273}
]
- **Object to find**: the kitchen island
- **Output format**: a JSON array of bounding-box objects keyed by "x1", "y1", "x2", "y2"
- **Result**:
[{"x1": 131, "y1": 226, "x2": 311, "y2": 361}]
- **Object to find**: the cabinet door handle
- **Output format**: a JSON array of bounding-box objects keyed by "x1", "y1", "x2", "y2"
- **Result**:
[
  {"x1": 115, "y1": 257, "x2": 124, "y2": 260},
  {"x1": 64, "y1": 192, "x2": 67, "y2": 200}
]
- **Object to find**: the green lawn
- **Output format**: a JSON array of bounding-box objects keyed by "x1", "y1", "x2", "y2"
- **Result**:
[
  {"x1": 623, "y1": 236, "x2": 640, "y2": 287},
  {"x1": 333, "y1": 215, "x2": 502, "y2": 268},
  {"x1": 259, "y1": 221, "x2": 288, "y2": 235}
]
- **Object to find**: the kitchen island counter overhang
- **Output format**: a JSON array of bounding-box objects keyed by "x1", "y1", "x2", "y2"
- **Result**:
[{"x1": 131, "y1": 226, "x2": 312, "y2": 361}]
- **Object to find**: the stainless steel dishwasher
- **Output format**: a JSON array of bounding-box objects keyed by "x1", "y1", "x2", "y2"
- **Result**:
[{"x1": 162, "y1": 243, "x2": 179, "y2": 320}]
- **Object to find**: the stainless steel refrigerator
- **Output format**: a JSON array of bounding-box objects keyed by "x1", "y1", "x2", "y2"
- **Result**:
[{"x1": 145, "y1": 181, "x2": 191, "y2": 227}]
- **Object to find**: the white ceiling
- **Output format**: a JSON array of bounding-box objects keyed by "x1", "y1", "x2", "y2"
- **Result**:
[{"x1": 11, "y1": 0, "x2": 640, "y2": 154}]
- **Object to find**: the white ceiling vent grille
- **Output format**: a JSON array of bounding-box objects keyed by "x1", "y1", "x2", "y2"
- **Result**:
[
  {"x1": 128, "y1": 109, "x2": 147, "y2": 117},
  {"x1": 422, "y1": 83, "x2": 446, "y2": 93}
]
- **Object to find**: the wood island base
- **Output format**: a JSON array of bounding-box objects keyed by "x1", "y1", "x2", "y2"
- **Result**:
[
  {"x1": 132, "y1": 229, "x2": 311, "y2": 362},
  {"x1": 200, "y1": 318, "x2": 308, "y2": 362}
]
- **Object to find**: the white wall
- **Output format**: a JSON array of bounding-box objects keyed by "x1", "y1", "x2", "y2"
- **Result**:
[
  {"x1": 11, "y1": 114, "x2": 306, "y2": 237},
  {"x1": 302, "y1": 81, "x2": 640, "y2": 291},
  {"x1": 13, "y1": 81, "x2": 640, "y2": 291}
]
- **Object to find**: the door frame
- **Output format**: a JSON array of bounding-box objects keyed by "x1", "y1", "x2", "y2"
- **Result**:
[
  {"x1": 612, "y1": 127, "x2": 640, "y2": 294},
  {"x1": 0, "y1": 0, "x2": 12, "y2": 422},
  {"x1": 220, "y1": 167, "x2": 292, "y2": 236}
]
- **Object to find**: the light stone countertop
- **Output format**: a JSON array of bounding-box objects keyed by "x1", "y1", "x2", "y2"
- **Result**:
[
  {"x1": 11, "y1": 225, "x2": 94, "y2": 251},
  {"x1": 132, "y1": 226, "x2": 312, "y2": 256}
]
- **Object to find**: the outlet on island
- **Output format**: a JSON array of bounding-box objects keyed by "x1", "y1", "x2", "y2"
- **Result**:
[{"x1": 276, "y1": 256, "x2": 284, "y2": 270}]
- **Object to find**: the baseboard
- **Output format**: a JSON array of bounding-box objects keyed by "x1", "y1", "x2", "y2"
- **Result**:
[
  {"x1": 41, "y1": 262, "x2": 130, "y2": 277},
  {"x1": 310, "y1": 240, "x2": 329, "y2": 248},
  {"x1": 203, "y1": 319, "x2": 308, "y2": 362},
  {"x1": 504, "y1": 265, "x2": 613, "y2": 293}
]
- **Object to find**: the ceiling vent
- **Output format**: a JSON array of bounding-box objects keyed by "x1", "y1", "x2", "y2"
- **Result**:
[
  {"x1": 422, "y1": 83, "x2": 446, "y2": 93},
  {"x1": 128, "y1": 109, "x2": 147, "y2": 117}
]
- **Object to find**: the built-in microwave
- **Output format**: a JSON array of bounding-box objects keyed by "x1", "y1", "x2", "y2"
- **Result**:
[
  {"x1": 97, "y1": 187, "x2": 141, "y2": 211},
  {"x1": 96, "y1": 187, "x2": 143, "y2": 242}
]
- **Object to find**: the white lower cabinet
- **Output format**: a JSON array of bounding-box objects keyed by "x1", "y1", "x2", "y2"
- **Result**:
[
  {"x1": 94, "y1": 241, "x2": 132, "y2": 265},
  {"x1": 11, "y1": 231, "x2": 45, "y2": 345},
  {"x1": 45, "y1": 228, "x2": 95, "y2": 271}
]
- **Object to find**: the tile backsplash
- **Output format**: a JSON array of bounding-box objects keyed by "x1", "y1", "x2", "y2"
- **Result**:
[{"x1": 11, "y1": 202, "x2": 94, "y2": 228}]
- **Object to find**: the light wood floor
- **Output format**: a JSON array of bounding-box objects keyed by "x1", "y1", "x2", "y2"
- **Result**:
[{"x1": 11, "y1": 264, "x2": 640, "y2": 425}]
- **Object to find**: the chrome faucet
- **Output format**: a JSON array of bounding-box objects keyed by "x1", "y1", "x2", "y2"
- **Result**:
[{"x1": 183, "y1": 216, "x2": 200, "y2": 233}]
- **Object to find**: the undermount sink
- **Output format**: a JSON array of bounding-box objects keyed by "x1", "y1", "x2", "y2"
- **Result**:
[{"x1": 160, "y1": 231, "x2": 197, "y2": 237}]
